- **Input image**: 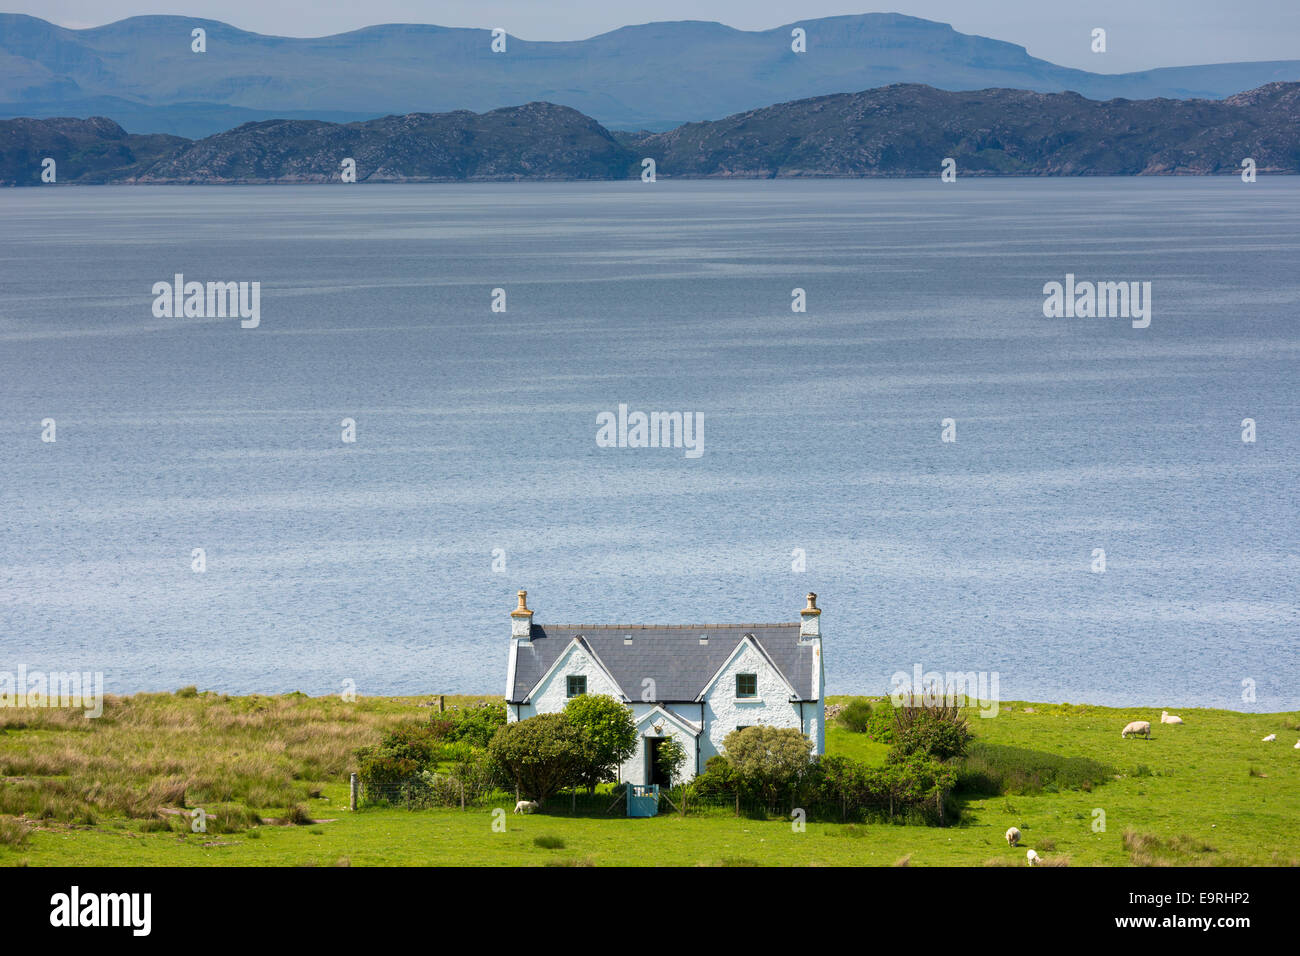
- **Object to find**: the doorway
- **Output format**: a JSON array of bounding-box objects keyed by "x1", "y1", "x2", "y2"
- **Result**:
[{"x1": 647, "y1": 736, "x2": 671, "y2": 787}]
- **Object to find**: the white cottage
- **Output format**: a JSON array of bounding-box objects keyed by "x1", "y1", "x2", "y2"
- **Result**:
[{"x1": 503, "y1": 591, "x2": 826, "y2": 787}]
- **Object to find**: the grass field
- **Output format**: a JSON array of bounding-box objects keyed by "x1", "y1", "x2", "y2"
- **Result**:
[{"x1": 2, "y1": 692, "x2": 1298, "y2": 866}]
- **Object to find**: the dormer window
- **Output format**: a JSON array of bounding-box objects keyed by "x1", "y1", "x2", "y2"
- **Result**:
[
  {"x1": 699, "y1": 634, "x2": 709, "y2": 645},
  {"x1": 736, "y1": 673, "x2": 758, "y2": 698},
  {"x1": 566, "y1": 675, "x2": 587, "y2": 698}
]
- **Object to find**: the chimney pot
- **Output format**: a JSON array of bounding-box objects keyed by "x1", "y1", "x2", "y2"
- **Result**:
[
  {"x1": 510, "y1": 589, "x2": 534, "y2": 639},
  {"x1": 800, "y1": 591, "x2": 821, "y2": 638}
]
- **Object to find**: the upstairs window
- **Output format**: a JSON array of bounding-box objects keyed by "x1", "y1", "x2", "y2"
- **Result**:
[
  {"x1": 566, "y1": 675, "x2": 587, "y2": 698},
  {"x1": 736, "y1": 673, "x2": 758, "y2": 698}
]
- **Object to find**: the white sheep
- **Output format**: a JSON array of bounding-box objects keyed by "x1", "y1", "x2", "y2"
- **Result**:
[
  {"x1": 1262, "y1": 734, "x2": 1276, "y2": 742},
  {"x1": 513, "y1": 799, "x2": 539, "y2": 814},
  {"x1": 1160, "y1": 711, "x2": 1183, "y2": 725},
  {"x1": 1005, "y1": 826, "x2": 1021, "y2": 847},
  {"x1": 1121, "y1": 720, "x2": 1151, "y2": 739},
  {"x1": 1294, "y1": 740, "x2": 1299, "y2": 749},
  {"x1": 1026, "y1": 849, "x2": 1041, "y2": 866}
]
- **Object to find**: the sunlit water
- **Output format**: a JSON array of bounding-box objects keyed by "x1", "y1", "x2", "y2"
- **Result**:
[{"x1": 1, "y1": 179, "x2": 1297, "y2": 709}]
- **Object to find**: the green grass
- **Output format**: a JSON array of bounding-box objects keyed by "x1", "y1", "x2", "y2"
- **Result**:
[{"x1": 1, "y1": 692, "x2": 1298, "y2": 866}]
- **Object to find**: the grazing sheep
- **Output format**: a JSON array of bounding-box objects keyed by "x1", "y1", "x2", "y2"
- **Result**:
[
  {"x1": 1026, "y1": 849, "x2": 1041, "y2": 866},
  {"x1": 1294, "y1": 740, "x2": 1299, "y2": 749},
  {"x1": 513, "y1": 800, "x2": 539, "y2": 814},
  {"x1": 1121, "y1": 720, "x2": 1151, "y2": 739},
  {"x1": 1262, "y1": 734, "x2": 1276, "y2": 742},
  {"x1": 1005, "y1": 826, "x2": 1021, "y2": 847},
  {"x1": 1160, "y1": 711, "x2": 1183, "y2": 725}
]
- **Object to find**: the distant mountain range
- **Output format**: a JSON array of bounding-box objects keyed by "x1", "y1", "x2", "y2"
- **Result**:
[
  {"x1": 3, "y1": 13, "x2": 1300, "y2": 137},
  {"x1": 5, "y1": 83, "x2": 1297, "y2": 186}
]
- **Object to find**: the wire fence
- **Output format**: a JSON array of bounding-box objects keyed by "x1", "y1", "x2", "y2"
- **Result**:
[{"x1": 356, "y1": 775, "x2": 943, "y2": 824}]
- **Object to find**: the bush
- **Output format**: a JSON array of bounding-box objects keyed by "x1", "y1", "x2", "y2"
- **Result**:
[
  {"x1": 400, "y1": 770, "x2": 465, "y2": 808},
  {"x1": 722, "y1": 726, "x2": 813, "y2": 809},
  {"x1": 838, "y1": 699, "x2": 873, "y2": 734},
  {"x1": 564, "y1": 694, "x2": 638, "y2": 793},
  {"x1": 488, "y1": 712, "x2": 585, "y2": 803},
  {"x1": 691, "y1": 750, "x2": 958, "y2": 825},
  {"x1": 654, "y1": 735, "x2": 688, "y2": 786},
  {"x1": 448, "y1": 701, "x2": 507, "y2": 749},
  {"x1": 889, "y1": 699, "x2": 971, "y2": 762},
  {"x1": 692, "y1": 756, "x2": 739, "y2": 798},
  {"x1": 873, "y1": 752, "x2": 958, "y2": 824},
  {"x1": 354, "y1": 722, "x2": 445, "y2": 797},
  {"x1": 866, "y1": 697, "x2": 896, "y2": 742}
]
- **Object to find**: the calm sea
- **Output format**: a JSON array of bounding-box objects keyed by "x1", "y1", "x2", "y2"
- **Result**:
[{"x1": 1, "y1": 179, "x2": 1297, "y2": 709}]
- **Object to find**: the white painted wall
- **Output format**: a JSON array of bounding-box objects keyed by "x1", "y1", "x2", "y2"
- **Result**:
[
  {"x1": 506, "y1": 633, "x2": 827, "y2": 779},
  {"x1": 701, "y1": 641, "x2": 809, "y2": 768},
  {"x1": 512, "y1": 641, "x2": 624, "y2": 721}
]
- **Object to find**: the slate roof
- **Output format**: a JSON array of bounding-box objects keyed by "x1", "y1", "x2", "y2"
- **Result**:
[{"x1": 509, "y1": 623, "x2": 816, "y2": 703}]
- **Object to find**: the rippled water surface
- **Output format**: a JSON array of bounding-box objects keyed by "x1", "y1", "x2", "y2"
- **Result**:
[{"x1": 2, "y1": 179, "x2": 1296, "y2": 708}]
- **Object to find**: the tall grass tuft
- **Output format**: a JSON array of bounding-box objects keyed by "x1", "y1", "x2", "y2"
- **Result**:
[
  {"x1": 0, "y1": 816, "x2": 31, "y2": 847},
  {"x1": 957, "y1": 742, "x2": 1114, "y2": 795}
]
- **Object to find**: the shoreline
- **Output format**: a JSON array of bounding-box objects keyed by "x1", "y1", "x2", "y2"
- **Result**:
[{"x1": 4, "y1": 690, "x2": 1294, "y2": 717}]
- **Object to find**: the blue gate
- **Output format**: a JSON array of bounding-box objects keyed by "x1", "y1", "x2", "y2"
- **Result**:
[{"x1": 627, "y1": 783, "x2": 660, "y2": 817}]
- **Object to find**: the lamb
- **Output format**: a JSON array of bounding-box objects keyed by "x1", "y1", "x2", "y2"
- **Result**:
[
  {"x1": 1005, "y1": 826, "x2": 1021, "y2": 847},
  {"x1": 1262, "y1": 734, "x2": 1276, "y2": 742},
  {"x1": 1121, "y1": 720, "x2": 1151, "y2": 739},
  {"x1": 1160, "y1": 711, "x2": 1183, "y2": 724},
  {"x1": 1026, "y1": 849, "x2": 1041, "y2": 866},
  {"x1": 1294, "y1": 740, "x2": 1300, "y2": 749},
  {"x1": 513, "y1": 800, "x2": 539, "y2": 814}
]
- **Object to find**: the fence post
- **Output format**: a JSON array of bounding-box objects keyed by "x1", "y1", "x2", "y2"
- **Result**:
[
  {"x1": 438, "y1": 695, "x2": 445, "y2": 713},
  {"x1": 350, "y1": 773, "x2": 358, "y2": 811},
  {"x1": 460, "y1": 779, "x2": 466, "y2": 811}
]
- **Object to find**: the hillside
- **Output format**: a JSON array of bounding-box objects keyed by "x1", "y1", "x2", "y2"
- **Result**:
[
  {"x1": 1, "y1": 692, "x2": 1296, "y2": 866},
  {"x1": 631, "y1": 82, "x2": 1300, "y2": 177},
  {"x1": 3, "y1": 83, "x2": 1297, "y2": 185},
  {"x1": 2, "y1": 13, "x2": 1299, "y2": 137}
]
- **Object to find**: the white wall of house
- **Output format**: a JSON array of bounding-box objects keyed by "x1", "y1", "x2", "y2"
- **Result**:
[
  {"x1": 511, "y1": 640, "x2": 624, "y2": 721},
  {"x1": 700, "y1": 640, "x2": 813, "y2": 768},
  {"x1": 506, "y1": 628, "x2": 827, "y2": 784}
]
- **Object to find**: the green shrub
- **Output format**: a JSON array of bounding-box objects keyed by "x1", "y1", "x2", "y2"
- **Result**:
[
  {"x1": 838, "y1": 699, "x2": 873, "y2": 734},
  {"x1": 866, "y1": 697, "x2": 896, "y2": 743},
  {"x1": 400, "y1": 771, "x2": 463, "y2": 808},
  {"x1": 723, "y1": 726, "x2": 814, "y2": 809},
  {"x1": 693, "y1": 755, "x2": 738, "y2": 797},
  {"x1": 889, "y1": 700, "x2": 971, "y2": 762},
  {"x1": 488, "y1": 712, "x2": 585, "y2": 803},
  {"x1": 564, "y1": 694, "x2": 638, "y2": 793},
  {"x1": 654, "y1": 735, "x2": 688, "y2": 786},
  {"x1": 448, "y1": 701, "x2": 507, "y2": 749},
  {"x1": 355, "y1": 722, "x2": 446, "y2": 797}
]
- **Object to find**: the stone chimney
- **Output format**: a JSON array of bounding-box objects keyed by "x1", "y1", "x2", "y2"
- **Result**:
[
  {"x1": 511, "y1": 590, "x2": 534, "y2": 640},
  {"x1": 799, "y1": 592, "x2": 821, "y2": 639}
]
